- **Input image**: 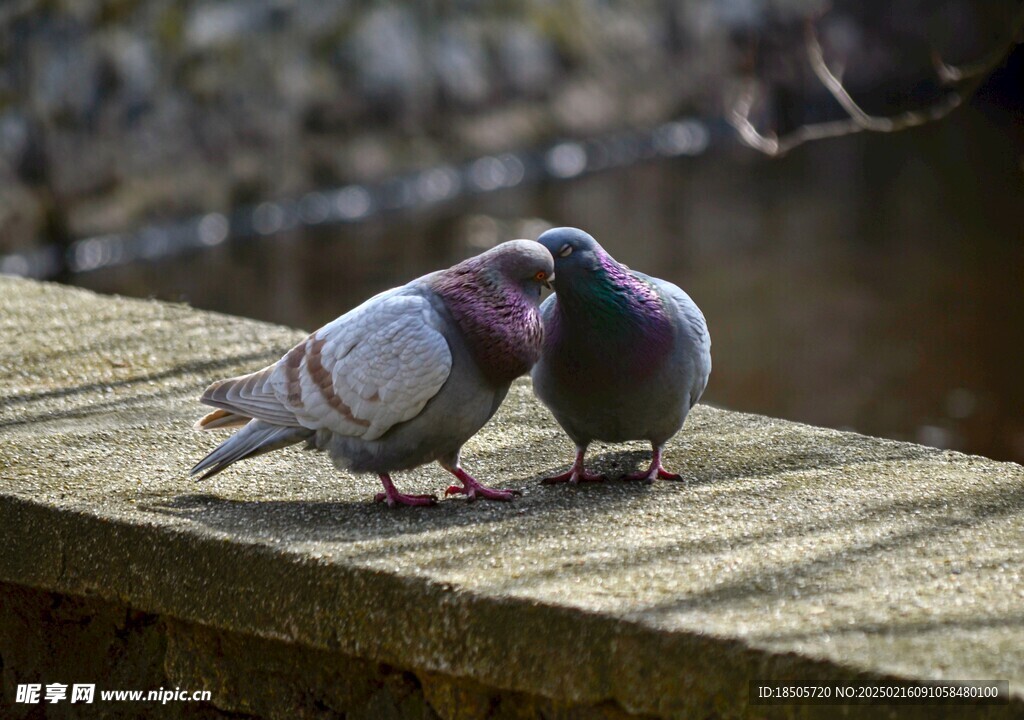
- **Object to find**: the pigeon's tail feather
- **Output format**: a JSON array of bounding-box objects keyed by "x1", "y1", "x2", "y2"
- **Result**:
[
  {"x1": 200, "y1": 366, "x2": 299, "y2": 427},
  {"x1": 194, "y1": 408, "x2": 251, "y2": 431},
  {"x1": 190, "y1": 420, "x2": 314, "y2": 481}
]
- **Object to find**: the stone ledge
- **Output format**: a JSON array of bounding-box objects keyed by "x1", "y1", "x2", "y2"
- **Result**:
[{"x1": 1, "y1": 276, "x2": 1022, "y2": 718}]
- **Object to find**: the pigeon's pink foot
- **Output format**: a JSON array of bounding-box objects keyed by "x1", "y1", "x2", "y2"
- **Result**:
[
  {"x1": 374, "y1": 473, "x2": 437, "y2": 507},
  {"x1": 542, "y1": 467, "x2": 608, "y2": 484},
  {"x1": 541, "y1": 447, "x2": 607, "y2": 484},
  {"x1": 621, "y1": 466, "x2": 683, "y2": 482},
  {"x1": 621, "y1": 447, "x2": 683, "y2": 482},
  {"x1": 373, "y1": 491, "x2": 438, "y2": 507},
  {"x1": 443, "y1": 467, "x2": 521, "y2": 502}
]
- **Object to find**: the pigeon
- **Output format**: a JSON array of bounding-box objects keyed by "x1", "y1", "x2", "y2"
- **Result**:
[
  {"x1": 531, "y1": 227, "x2": 711, "y2": 483},
  {"x1": 190, "y1": 239, "x2": 555, "y2": 506}
]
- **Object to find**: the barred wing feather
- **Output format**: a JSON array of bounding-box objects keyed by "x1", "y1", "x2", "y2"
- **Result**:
[
  {"x1": 200, "y1": 289, "x2": 453, "y2": 442},
  {"x1": 278, "y1": 291, "x2": 453, "y2": 440}
]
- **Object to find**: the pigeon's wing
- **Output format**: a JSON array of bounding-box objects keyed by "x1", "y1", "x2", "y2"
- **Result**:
[
  {"x1": 538, "y1": 292, "x2": 558, "y2": 326},
  {"x1": 270, "y1": 288, "x2": 453, "y2": 441},
  {"x1": 634, "y1": 271, "x2": 712, "y2": 406},
  {"x1": 199, "y1": 287, "x2": 453, "y2": 441}
]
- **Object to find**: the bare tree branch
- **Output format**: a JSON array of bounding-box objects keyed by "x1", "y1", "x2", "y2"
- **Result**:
[
  {"x1": 932, "y1": 22, "x2": 1024, "y2": 84},
  {"x1": 804, "y1": 20, "x2": 963, "y2": 133},
  {"x1": 729, "y1": 11, "x2": 1024, "y2": 157},
  {"x1": 729, "y1": 82, "x2": 869, "y2": 157},
  {"x1": 931, "y1": 47, "x2": 1006, "y2": 84}
]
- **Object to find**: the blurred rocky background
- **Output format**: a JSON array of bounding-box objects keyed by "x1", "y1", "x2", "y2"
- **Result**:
[{"x1": 1, "y1": 0, "x2": 1019, "y2": 256}]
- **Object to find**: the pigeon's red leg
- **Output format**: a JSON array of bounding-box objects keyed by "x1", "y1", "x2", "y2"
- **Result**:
[
  {"x1": 622, "y1": 446, "x2": 683, "y2": 482},
  {"x1": 443, "y1": 465, "x2": 522, "y2": 502},
  {"x1": 541, "y1": 447, "x2": 608, "y2": 484},
  {"x1": 374, "y1": 473, "x2": 438, "y2": 507}
]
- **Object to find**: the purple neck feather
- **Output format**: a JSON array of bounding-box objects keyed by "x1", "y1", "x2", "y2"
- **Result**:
[
  {"x1": 549, "y1": 252, "x2": 674, "y2": 377},
  {"x1": 430, "y1": 257, "x2": 544, "y2": 385}
]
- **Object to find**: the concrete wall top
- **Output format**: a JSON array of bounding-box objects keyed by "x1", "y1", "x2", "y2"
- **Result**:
[{"x1": 2, "y1": 276, "x2": 1022, "y2": 717}]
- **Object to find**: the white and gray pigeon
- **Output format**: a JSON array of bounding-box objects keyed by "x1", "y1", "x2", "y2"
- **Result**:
[
  {"x1": 191, "y1": 239, "x2": 555, "y2": 506},
  {"x1": 531, "y1": 227, "x2": 711, "y2": 483}
]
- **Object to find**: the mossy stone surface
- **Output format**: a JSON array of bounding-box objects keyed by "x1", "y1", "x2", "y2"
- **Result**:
[{"x1": 1, "y1": 276, "x2": 1022, "y2": 718}]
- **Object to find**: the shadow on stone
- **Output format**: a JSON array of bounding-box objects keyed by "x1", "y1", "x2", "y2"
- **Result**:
[
  {"x1": 4, "y1": 350, "x2": 280, "y2": 408},
  {"x1": 141, "y1": 462, "x2": 681, "y2": 541}
]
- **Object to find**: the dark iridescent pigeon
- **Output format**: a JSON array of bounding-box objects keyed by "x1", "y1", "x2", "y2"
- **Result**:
[
  {"x1": 531, "y1": 227, "x2": 711, "y2": 483},
  {"x1": 191, "y1": 240, "x2": 554, "y2": 506}
]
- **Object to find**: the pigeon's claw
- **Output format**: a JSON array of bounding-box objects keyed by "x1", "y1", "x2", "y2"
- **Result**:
[
  {"x1": 444, "y1": 484, "x2": 521, "y2": 501},
  {"x1": 540, "y1": 469, "x2": 573, "y2": 484},
  {"x1": 621, "y1": 467, "x2": 657, "y2": 483},
  {"x1": 544, "y1": 448, "x2": 606, "y2": 487},
  {"x1": 375, "y1": 473, "x2": 438, "y2": 507},
  {"x1": 541, "y1": 468, "x2": 608, "y2": 484},
  {"x1": 541, "y1": 446, "x2": 608, "y2": 484},
  {"x1": 621, "y1": 447, "x2": 683, "y2": 483},
  {"x1": 374, "y1": 491, "x2": 438, "y2": 507},
  {"x1": 443, "y1": 467, "x2": 521, "y2": 502}
]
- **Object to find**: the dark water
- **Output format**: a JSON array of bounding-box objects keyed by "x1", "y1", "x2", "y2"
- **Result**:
[{"x1": 74, "y1": 96, "x2": 1024, "y2": 465}]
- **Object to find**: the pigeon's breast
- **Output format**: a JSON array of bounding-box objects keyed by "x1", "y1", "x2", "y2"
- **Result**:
[
  {"x1": 431, "y1": 278, "x2": 544, "y2": 386},
  {"x1": 454, "y1": 299, "x2": 544, "y2": 385},
  {"x1": 545, "y1": 281, "x2": 676, "y2": 385}
]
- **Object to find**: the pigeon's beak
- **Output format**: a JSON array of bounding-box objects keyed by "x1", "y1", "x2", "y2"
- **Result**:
[{"x1": 542, "y1": 273, "x2": 554, "y2": 290}]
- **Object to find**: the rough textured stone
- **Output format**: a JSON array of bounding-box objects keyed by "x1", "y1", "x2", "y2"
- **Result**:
[
  {"x1": 0, "y1": 583, "x2": 232, "y2": 719},
  {"x1": 1, "y1": 276, "x2": 1023, "y2": 718}
]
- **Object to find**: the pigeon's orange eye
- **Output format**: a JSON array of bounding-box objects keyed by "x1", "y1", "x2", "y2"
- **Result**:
[{"x1": 535, "y1": 271, "x2": 547, "y2": 281}]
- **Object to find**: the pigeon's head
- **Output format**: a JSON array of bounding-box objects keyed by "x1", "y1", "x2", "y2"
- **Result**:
[
  {"x1": 482, "y1": 239, "x2": 556, "y2": 300},
  {"x1": 536, "y1": 227, "x2": 606, "y2": 285}
]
